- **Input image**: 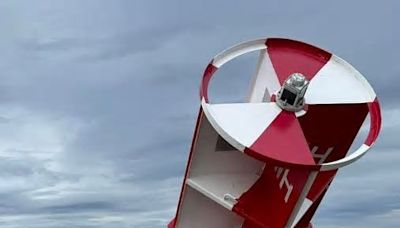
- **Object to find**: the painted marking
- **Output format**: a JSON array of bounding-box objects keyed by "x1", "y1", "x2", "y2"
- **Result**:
[
  {"x1": 311, "y1": 146, "x2": 334, "y2": 165},
  {"x1": 275, "y1": 167, "x2": 293, "y2": 203},
  {"x1": 274, "y1": 146, "x2": 334, "y2": 203}
]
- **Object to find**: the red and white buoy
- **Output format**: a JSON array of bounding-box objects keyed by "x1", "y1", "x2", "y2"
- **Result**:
[{"x1": 168, "y1": 38, "x2": 381, "y2": 228}]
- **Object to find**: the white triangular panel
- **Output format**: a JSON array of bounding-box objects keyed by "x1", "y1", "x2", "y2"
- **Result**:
[
  {"x1": 305, "y1": 55, "x2": 376, "y2": 104},
  {"x1": 202, "y1": 101, "x2": 282, "y2": 151}
]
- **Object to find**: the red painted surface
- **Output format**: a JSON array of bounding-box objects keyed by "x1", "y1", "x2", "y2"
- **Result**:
[
  {"x1": 265, "y1": 38, "x2": 331, "y2": 84},
  {"x1": 167, "y1": 218, "x2": 176, "y2": 228},
  {"x1": 200, "y1": 62, "x2": 218, "y2": 102},
  {"x1": 242, "y1": 220, "x2": 261, "y2": 228},
  {"x1": 365, "y1": 98, "x2": 382, "y2": 146},
  {"x1": 234, "y1": 165, "x2": 311, "y2": 228},
  {"x1": 247, "y1": 111, "x2": 315, "y2": 167},
  {"x1": 305, "y1": 171, "x2": 335, "y2": 201},
  {"x1": 295, "y1": 103, "x2": 369, "y2": 224}
]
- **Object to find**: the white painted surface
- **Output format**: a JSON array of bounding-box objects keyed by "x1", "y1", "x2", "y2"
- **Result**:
[
  {"x1": 291, "y1": 198, "x2": 313, "y2": 227},
  {"x1": 305, "y1": 55, "x2": 376, "y2": 104},
  {"x1": 187, "y1": 174, "x2": 260, "y2": 210},
  {"x1": 212, "y1": 39, "x2": 267, "y2": 68},
  {"x1": 247, "y1": 49, "x2": 281, "y2": 102},
  {"x1": 202, "y1": 101, "x2": 282, "y2": 150},
  {"x1": 177, "y1": 186, "x2": 244, "y2": 228},
  {"x1": 295, "y1": 109, "x2": 307, "y2": 117}
]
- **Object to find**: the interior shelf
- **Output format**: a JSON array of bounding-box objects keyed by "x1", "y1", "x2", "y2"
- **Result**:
[
  {"x1": 177, "y1": 184, "x2": 244, "y2": 228},
  {"x1": 186, "y1": 173, "x2": 260, "y2": 209}
]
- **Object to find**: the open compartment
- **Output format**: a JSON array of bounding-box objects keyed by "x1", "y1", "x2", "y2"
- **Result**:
[{"x1": 185, "y1": 114, "x2": 265, "y2": 208}]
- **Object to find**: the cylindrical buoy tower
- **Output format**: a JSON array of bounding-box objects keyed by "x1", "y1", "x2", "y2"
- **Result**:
[{"x1": 168, "y1": 38, "x2": 381, "y2": 228}]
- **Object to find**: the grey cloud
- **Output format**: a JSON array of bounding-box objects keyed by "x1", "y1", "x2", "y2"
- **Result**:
[{"x1": 0, "y1": 0, "x2": 399, "y2": 227}]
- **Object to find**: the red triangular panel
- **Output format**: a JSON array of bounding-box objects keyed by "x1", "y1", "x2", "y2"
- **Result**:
[
  {"x1": 248, "y1": 111, "x2": 315, "y2": 167},
  {"x1": 234, "y1": 166, "x2": 311, "y2": 227},
  {"x1": 266, "y1": 38, "x2": 331, "y2": 84}
]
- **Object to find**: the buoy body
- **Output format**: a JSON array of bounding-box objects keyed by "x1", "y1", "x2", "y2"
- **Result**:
[{"x1": 168, "y1": 38, "x2": 381, "y2": 228}]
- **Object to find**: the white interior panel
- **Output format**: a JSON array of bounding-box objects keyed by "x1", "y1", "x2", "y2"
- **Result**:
[
  {"x1": 180, "y1": 115, "x2": 265, "y2": 212},
  {"x1": 189, "y1": 115, "x2": 265, "y2": 177},
  {"x1": 187, "y1": 173, "x2": 260, "y2": 210},
  {"x1": 247, "y1": 49, "x2": 281, "y2": 102},
  {"x1": 177, "y1": 186, "x2": 244, "y2": 228}
]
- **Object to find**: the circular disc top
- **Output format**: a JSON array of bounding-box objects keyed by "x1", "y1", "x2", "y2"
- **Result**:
[{"x1": 200, "y1": 38, "x2": 381, "y2": 171}]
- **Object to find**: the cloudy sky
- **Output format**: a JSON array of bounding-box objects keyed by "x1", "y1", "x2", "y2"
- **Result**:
[{"x1": 0, "y1": 1, "x2": 399, "y2": 227}]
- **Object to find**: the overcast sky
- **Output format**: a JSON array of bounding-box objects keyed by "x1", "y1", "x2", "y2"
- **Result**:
[{"x1": 0, "y1": 1, "x2": 399, "y2": 227}]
